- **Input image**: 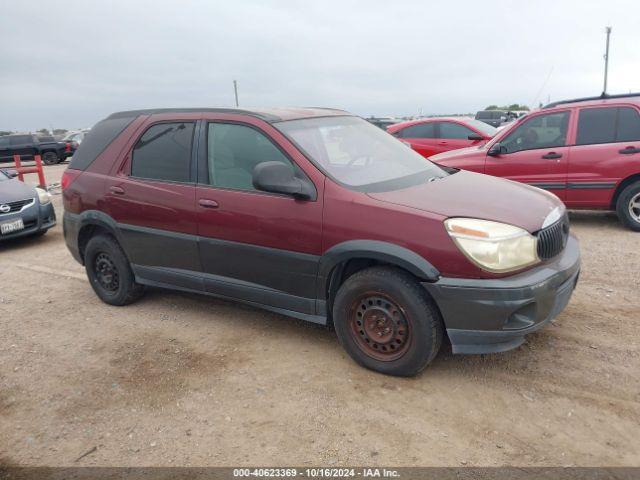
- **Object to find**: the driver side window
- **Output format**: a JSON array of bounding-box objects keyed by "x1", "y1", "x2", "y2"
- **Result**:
[
  {"x1": 207, "y1": 123, "x2": 295, "y2": 192},
  {"x1": 501, "y1": 111, "x2": 570, "y2": 153}
]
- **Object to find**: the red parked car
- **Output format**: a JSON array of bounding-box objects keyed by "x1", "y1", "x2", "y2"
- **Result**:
[
  {"x1": 62, "y1": 108, "x2": 579, "y2": 376},
  {"x1": 429, "y1": 93, "x2": 640, "y2": 230},
  {"x1": 387, "y1": 117, "x2": 496, "y2": 158}
]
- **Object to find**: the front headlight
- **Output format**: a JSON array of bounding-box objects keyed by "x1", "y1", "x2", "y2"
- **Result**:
[
  {"x1": 35, "y1": 187, "x2": 51, "y2": 205},
  {"x1": 445, "y1": 218, "x2": 539, "y2": 273}
]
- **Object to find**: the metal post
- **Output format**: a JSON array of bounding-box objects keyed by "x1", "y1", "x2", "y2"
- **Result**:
[
  {"x1": 34, "y1": 154, "x2": 46, "y2": 188},
  {"x1": 603, "y1": 26, "x2": 612, "y2": 95},
  {"x1": 233, "y1": 80, "x2": 239, "y2": 107},
  {"x1": 13, "y1": 155, "x2": 23, "y2": 182}
]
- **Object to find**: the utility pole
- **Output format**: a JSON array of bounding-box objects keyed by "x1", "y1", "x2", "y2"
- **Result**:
[
  {"x1": 233, "y1": 80, "x2": 239, "y2": 107},
  {"x1": 603, "y1": 26, "x2": 612, "y2": 95}
]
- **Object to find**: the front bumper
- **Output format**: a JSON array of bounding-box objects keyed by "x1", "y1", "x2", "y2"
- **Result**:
[
  {"x1": 0, "y1": 198, "x2": 56, "y2": 241},
  {"x1": 423, "y1": 235, "x2": 580, "y2": 354}
]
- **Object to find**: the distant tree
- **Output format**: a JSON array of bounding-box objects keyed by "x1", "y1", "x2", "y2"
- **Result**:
[
  {"x1": 53, "y1": 129, "x2": 68, "y2": 135},
  {"x1": 37, "y1": 128, "x2": 50, "y2": 135},
  {"x1": 485, "y1": 104, "x2": 530, "y2": 111},
  {"x1": 0, "y1": 131, "x2": 12, "y2": 136}
]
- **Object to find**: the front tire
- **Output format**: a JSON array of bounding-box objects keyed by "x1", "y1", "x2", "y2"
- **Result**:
[
  {"x1": 616, "y1": 181, "x2": 640, "y2": 231},
  {"x1": 333, "y1": 266, "x2": 443, "y2": 376},
  {"x1": 84, "y1": 234, "x2": 144, "y2": 306}
]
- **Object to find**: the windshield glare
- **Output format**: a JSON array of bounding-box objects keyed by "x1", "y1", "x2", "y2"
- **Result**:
[
  {"x1": 277, "y1": 116, "x2": 446, "y2": 188},
  {"x1": 466, "y1": 119, "x2": 497, "y2": 137}
]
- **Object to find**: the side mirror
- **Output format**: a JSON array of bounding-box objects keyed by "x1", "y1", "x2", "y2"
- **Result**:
[
  {"x1": 468, "y1": 133, "x2": 484, "y2": 141},
  {"x1": 487, "y1": 143, "x2": 506, "y2": 156},
  {"x1": 252, "y1": 161, "x2": 316, "y2": 200}
]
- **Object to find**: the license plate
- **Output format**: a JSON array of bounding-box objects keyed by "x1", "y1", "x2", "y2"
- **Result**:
[{"x1": 0, "y1": 218, "x2": 24, "y2": 235}]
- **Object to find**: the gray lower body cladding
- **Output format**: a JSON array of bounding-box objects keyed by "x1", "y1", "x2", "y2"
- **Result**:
[{"x1": 423, "y1": 235, "x2": 581, "y2": 354}]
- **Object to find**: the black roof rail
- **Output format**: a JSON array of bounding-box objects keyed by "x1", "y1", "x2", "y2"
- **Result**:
[{"x1": 543, "y1": 92, "x2": 640, "y2": 109}]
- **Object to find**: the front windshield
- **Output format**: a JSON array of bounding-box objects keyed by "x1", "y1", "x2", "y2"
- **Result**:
[
  {"x1": 0, "y1": 170, "x2": 9, "y2": 181},
  {"x1": 277, "y1": 116, "x2": 446, "y2": 189}
]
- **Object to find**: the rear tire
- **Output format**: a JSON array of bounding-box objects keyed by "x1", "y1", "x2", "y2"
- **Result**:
[
  {"x1": 616, "y1": 181, "x2": 640, "y2": 231},
  {"x1": 333, "y1": 266, "x2": 443, "y2": 376},
  {"x1": 84, "y1": 234, "x2": 144, "y2": 306},
  {"x1": 42, "y1": 151, "x2": 59, "y2": 165}
]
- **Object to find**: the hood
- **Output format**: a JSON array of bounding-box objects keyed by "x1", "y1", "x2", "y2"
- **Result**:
[
  {"x1": 367, "y1": 170, "x2": 563, "y2": 233},
  {"x1": 429, "y1": 145, "x2": 485, "y2": 163},
  {"x1": 0, "y1": 178, "x2": 37, "y2": 203}
]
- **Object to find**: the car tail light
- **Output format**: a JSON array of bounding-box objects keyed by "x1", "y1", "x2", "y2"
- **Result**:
[
  {"x1": 65, "y1": 142, "x2": 71, "y2": 152},
  {"x1": 61, "y1": 169, "x2": 80, "y2": 190}
]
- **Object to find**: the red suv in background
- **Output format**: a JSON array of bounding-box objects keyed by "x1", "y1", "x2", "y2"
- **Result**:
[
  {"x1": 429, "y1": 93, "x2": 640, "y2": 230},
  {"x1": 62, "y1": 107, "x2": 579, "y2": 376},
  {"x1": 387, "y1": 117, "x2": 496, "y2": 158}
]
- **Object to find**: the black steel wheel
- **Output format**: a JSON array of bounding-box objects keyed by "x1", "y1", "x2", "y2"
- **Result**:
[
  {"x1": 94, "y1": 252, "x2": 120, "y2": 292},
  {"x1": 84, "y1": 234, "x2": 144, "y2": 306}
]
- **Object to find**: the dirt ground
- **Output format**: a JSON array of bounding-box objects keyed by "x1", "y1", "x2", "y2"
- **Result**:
[{"x1": 1, "y1": 163, "x2": 639, "y2": 467}]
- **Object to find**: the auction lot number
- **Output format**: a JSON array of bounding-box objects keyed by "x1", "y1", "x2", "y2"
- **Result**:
[{"x1": 234, "y1": 468, "x2": 359, "y2": 477}]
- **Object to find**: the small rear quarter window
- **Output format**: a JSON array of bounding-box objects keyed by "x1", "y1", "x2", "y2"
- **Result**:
[
  {"x1": 616, "y1": 107, "x2": 640, "y2": 142},
  {"x1": 69, "y1": 116, "x2": 136, "y2": 171}
]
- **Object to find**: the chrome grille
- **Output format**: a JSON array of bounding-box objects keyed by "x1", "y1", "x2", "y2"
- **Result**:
[
  {"x1": 0, "y1": 198, "x2": 34, "y2": 214},
  {"x1": 536, "y1": 214, "x2": 569, "y2": 260}
]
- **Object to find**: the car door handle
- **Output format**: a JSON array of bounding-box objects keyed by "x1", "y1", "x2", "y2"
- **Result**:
[
  {"x1": 198, "y1": 199, "x2": 219, "y2": 209},
  {"x1": 619, "y1": 146, "x2": 640, "y2": 154},
  {"x1": 438, "y1": 141, "x2": 448, "y2": 145},
  {"x1": 109, "y1": 186, "x2": 125, "y2": 195},
  {"x1": 542, "y1": 152, "x2": 562, "y2": 159}
]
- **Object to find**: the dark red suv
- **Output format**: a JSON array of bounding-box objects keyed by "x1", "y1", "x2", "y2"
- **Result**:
[
  {"x1": 429, "y1": 93, "x2": 640, "y2": 230},
  {"x1": 62, "y1": 108, "x2": 580, "y2": 376}
]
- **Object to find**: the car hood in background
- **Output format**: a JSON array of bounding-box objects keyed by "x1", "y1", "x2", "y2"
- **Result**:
[
  {"x1": 0, "y1": 179, "x2": 36, "y2": 203},
  {"x1": 429, "y1": 145, "x2": 485, "y2": 164},
  {"x1": 367, "y1": 170, "x2": 562, "y2": 233}
]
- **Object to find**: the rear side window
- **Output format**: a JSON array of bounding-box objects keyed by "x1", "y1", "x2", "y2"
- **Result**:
[
  {"x1": 576, "y1": 107, "x2": 640, "y2": 145},
  {"x1": 439, "y1": 122, "x2": 474, "y2": 139},
  {"x1": 399, "y1": 123, "x2": 436, "y2": 139},
  {"x1": 69, "y1": 116, "x2": 136, "y2": 171},
  {"x1": 576, "y1": 108, "x2": 617, "y2": 145},
  {"x1": 131, "y1": 122, "x2": 195, "y2": 182},
  {"x1": 616, "y1": 107, "x2": 640, "y2": 142}
]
